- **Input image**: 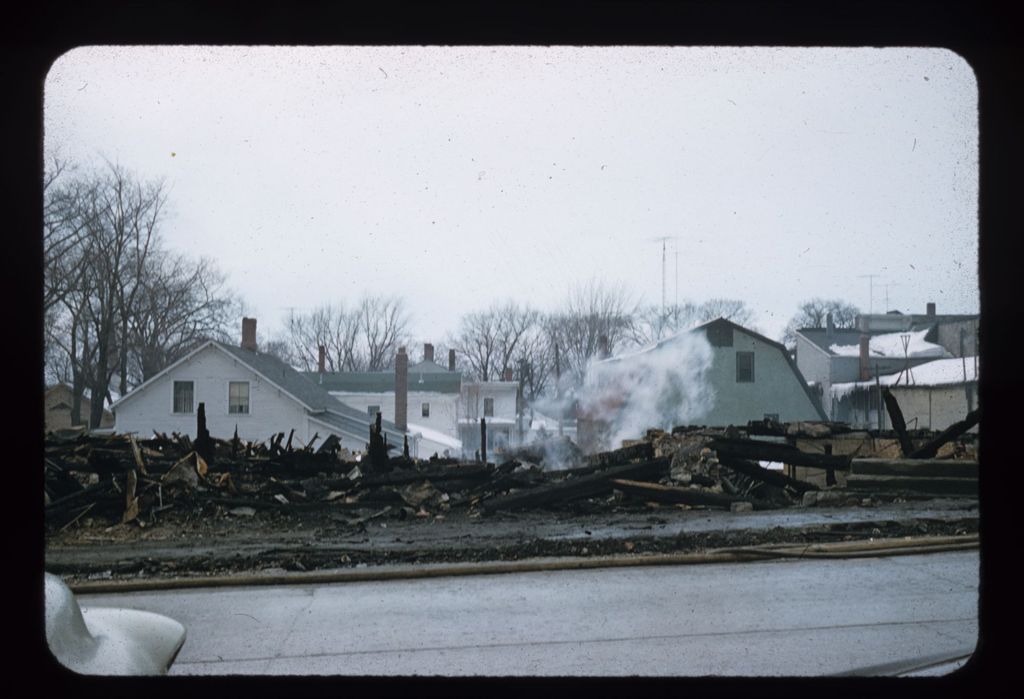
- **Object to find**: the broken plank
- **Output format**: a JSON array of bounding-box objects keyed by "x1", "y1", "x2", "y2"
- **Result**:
[
  {"x1": 844, "y1": 474, "x2": 978, "y2": 496},
  {"x1": 710, "y1": 437, "x2": 851, "y2": 471},
  {"x1": 882, "y1": 390, "x2": 914, "y2": 457},
  {"x1": 717, "y1": 455, "x2": 819, "y2": 495},
  {"x1": 850, "y1": 458, "x2": 978, "y2": 478},
  {"x1": 909, "y1": 410, "x2": 980, "y2": 459},
  {"x1": 481, "y1": 458, "x2": 671, "y2": 513},
  {"x1": 610, "y1": 479, "x2": 771, "y2": 510},
  {"x1": 583, "y1": 442, "x2": 655, "y2": 469}
]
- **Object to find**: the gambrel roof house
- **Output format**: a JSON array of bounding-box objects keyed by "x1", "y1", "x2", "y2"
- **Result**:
[
  {"x1": 111, "y1": 319, "x2": 409, "y2": 454},
  {"x1": 577, "y1": 318, "x2": 826, "y2": 452}
]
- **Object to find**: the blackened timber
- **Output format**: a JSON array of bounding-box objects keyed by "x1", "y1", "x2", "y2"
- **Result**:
[
  {"x1": 481, "y1": 418, "x2": 487, "y2": 465},
  {"x1": 909, "y1": 410, "x2": 980, "y2": 459},
  {"x1": 584, "y1": 442, "x2": 655, "y2": 469},
  {"x1": 710, "y1": 438, "x2": 852, "y2": 471},
  {"x1": 610, "y1": 478, "x2": 777, "y2": 510},
  {"x1": 481, "y1": 458, "x2": 671, "y2": 513},
  {"x1": 882, "y1": 390, "x2": 914, "y2": 456},
  {"x1": 195, "y1": 402, "x2": 214, "y2": 465},
  {"x1": 844, "y1": 475, "x2": 978, "y2": 495},
  {"x1": 717, "y1": 455, "x2": 819, "y2": 494},
  {"x1": 850, "y1": 458, "x2": 978, "y2": 478}
]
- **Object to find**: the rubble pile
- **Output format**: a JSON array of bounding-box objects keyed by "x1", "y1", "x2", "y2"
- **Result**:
[{"x1": 45, "y1": 407, "x2": 979, "y2": 534}]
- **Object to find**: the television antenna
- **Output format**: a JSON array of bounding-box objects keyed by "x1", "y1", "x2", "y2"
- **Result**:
[
  {"x1": 858, "y1": 274, "x2": 879, "y2": 314},
  {"x1": 649, "y1": 236, "x2": 677, "y2": 320}
]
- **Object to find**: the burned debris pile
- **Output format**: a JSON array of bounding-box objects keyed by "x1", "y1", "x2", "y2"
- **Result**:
[{"x1": 45, "y1": 406, "x2": 978, "y2": 534}]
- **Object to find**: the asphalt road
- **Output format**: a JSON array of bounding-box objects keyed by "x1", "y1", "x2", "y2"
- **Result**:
[{"x1": 75, "y1": 550, "x2": 978, "y2": 676}]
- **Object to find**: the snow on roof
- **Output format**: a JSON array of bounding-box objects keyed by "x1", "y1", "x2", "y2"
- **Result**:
[
  {"x1": 831, "y1": 356, "x2": 979, "y2": 398},
  {"x1": 828, "y1": 329, "x2": 947, "y2": 359},
  {"x1": 406, "y1": 422, "x2": 462, "y2": 450}
]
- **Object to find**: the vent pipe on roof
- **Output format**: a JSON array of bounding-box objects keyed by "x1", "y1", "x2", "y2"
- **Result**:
[{"x1": 241, "y1": 318, "x2": 257, "y2": 351}]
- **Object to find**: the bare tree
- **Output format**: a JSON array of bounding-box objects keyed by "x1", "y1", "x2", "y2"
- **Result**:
[
  {"x1": 783, "y1": 298, "x2": 861, "y2": 346},
  {"x1": 453, "y1": 302, "x2": 539, "y2": 382},
  {"x1": 628, "y1": 302, "x2": 698, "y2": 348},
  {"x1": 694, "y1": 298, "x2": 755, "y2": 326},
  {"x1": 283, "y1": 304, "x2": 361, "y2": 372},
  {"x1": 126, "y1": 251, "x2": 240, "y2": 383},
  {"x1": 547, "y1": 280, "x2": 637, "y2": 385},
  {"x1": 355, "y1": 295, "x2": 411, "y2": 371}
]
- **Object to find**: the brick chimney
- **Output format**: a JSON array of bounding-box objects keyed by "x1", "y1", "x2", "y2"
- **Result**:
[
  {"x1": 859, "y1": 334, "x2": 871, "y2": 381},
  {"x1": 394, "y1": 347, "x2": 408, "y2": 432},
  {"x1": 598, "y1": 334, "x2": 610, "y2": 360},
  {"x1": 448, "y1": 349, "x2": 456, "y2": 372},
  {"x1": 241, "y1": 318, "x2": 257, "y2": 351},
  {"x1": 826, "y1": 312, "x2": 834, "y2": 338},
  {"x1": 318, "y1": 345, "x2": 326, "y2": 373},
  {"x1": 503, "y1": 367, "x2": 514, "y2": 382},
  {"x1": 926, "y1": 302, "x2": 936, "y2": 317},
  {"x1": 424, "y1": 343, "x2": 434, "y2": 363}
]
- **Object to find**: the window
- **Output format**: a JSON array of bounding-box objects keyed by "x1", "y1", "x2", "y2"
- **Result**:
[
  {"x1": 228, "y1": 381, "x2": 250, "y2": 414},
  {"x1": 484, "y1": 397, "x2": 494, "y2": 417},
  {"x1": 173, "y1": 381, "x2": 194, "y2": 413},
  {"x1": 422, "y1": 402, "x2": 430, "y2": 418},
  {"x1": 736, "y1": 352, "x2": 755, "y2": 382},
  {"x1": 367, "y1": 405, "x2": 380, "y2": 417}
]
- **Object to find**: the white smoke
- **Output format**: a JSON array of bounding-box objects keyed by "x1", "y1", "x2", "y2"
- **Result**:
[{"x1": 579, "y1": 330, "x2": 716, "y2": 448}]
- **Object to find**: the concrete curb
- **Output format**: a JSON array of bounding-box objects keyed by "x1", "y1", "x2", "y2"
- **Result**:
[{"x1": 67, "y1": 534, "x2": 979, "y2": 595}]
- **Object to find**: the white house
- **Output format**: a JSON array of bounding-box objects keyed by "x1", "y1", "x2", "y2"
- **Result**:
[
  {"x1": 111, "y1": 319, "x2": 411, "y2": 455},
  {"x1": 794, "y1": 303, "x2": 976, "y2": 419},
  {"x1": 830, "y1": 355, "x2": 979, "y2": 431},
  {"x1": 308, "y1": 343, "x2": 522, "y2": 459}
]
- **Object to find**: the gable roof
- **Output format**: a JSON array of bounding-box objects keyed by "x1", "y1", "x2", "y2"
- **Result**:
[{"x1": 110, "y1": 341, "x2": 405, "y2": 434}]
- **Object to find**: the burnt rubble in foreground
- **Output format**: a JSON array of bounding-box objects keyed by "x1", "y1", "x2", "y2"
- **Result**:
[{"x1": 44, "y1": 400, "x2": 979, "y2": 534}]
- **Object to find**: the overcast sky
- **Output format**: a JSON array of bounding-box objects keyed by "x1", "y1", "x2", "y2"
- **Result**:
[{"x1": 43, "y1": 46, "x2": 978, "y2": 345}]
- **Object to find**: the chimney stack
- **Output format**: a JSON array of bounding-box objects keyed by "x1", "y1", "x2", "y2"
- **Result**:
[
  {"x1": 598, "y1": 334, "x2": 610, "y2": 360},
  {"x1": 826, "y1": 312, "x2": 835, "y2": 337},
  {"x1": 503, "y1": 367, "x2": 514, "y2": 382},
  {"x1": 394, "y1": 347, "x2": 408, "y2": 432},
  {"x1": 926, "y1": 302, "x2": 936, "y2": 317},
  {"x1": 318, "y1": 345, "x2": 326, "y2": 373},
  {"x1": 424, "y1": 343, "x2": 434, "y2": 363},
  {"x1": 859, "y1": 334, "x2": 871, "y2": 381},
  {"x1": 448, "y1": 349, "x2": 456, "y2": 372},
  {"x1": 241, "y1": 318, "x2": 257, "y2": 351}
]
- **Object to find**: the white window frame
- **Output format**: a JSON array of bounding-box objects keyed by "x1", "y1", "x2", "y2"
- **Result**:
[
  {"x1": 172, "y1": 380, "x2": 195, "y2": 414},
  {"x1": 228, "y1": 381, "x2": 251, "y2": 415}
]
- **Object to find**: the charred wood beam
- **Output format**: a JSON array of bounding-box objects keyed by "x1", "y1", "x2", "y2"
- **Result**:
[
  {"x1": 610, "y1": 478, "x2": 777, "y2": 510},
  {"x1": 584, "y1": 442, "x2": 655, "y2": 469},
  {"x1": 882, "y1": 390, "x2": 914, "y2": 456},
  {"x1": 850, "y1": 458, "x2": 978, "y2": 478},
  {"x1": 481, "y1": 458, "x2": 671, "y2": 513},
  {"x1": 45, "y1": 479, "x2": 116, "y2": 513},
  {"x1": 908, "y1": 410, "x2": 980, "y2": 459},
  {"x1": 844, "y1": 475, "x2": 978, "y2": 495},
  {"x1": 710, "y1": 438, "x2": 852, "y2": 471},
  {"x1": 717, "y1": 455, "x2": 819, "y2": 494}
]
